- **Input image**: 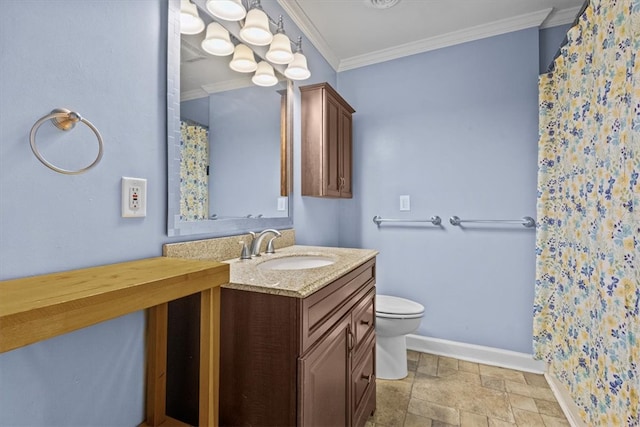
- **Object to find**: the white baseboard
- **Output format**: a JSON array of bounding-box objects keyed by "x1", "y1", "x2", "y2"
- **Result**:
[
  {"x1": 406, "y1": 334, "x2": 546, "y2": 373},
  {"x1": 544, "y1": 372, "x2": 588, "y2": 427}
]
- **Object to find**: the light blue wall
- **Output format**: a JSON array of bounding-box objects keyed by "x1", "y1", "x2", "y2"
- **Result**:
[
  {"x1": 337, "y1": 28, "x2": 541, "y2": 353},
  {"x1": 0, "y1": 1, "x2": 164, "y2": 425},
  {"x1": 0, "y1": 1, "x2": 338, "y2": 424},
  {"x1": 539, "y1": 24, "x2": 572, "y2": 73},
  {"x1": 209, "y1": 85, "x2": 282, "y2": 218},
  {"x1": 0, "y1": 0, "x2": 571, "y2": 422},
  {"x1": 181, "y1": 97, "x2": 209, "y2": 125}
]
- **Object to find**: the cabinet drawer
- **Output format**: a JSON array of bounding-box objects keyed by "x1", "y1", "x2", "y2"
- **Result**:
[
  {"x1": 351, "y1": 333, "x2": 376, "y2": 427},
  {"x1": 301, "y1": 259, "x2": 375, "y2": 353},
  {"x1": 352, "y1": 289, "x2": 375, "y2": 353}
]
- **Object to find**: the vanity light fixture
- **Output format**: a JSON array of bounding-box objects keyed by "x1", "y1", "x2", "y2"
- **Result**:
[
  {"x1": 252, "y1": 61, "x2": 278, "y2": 87},
  {"x1": 229, "y1": 43, "x2": 258, "y2": 72},
  {"x1": 201, "y1": 22, "x2": 234, "y2": 56},
  {"x1": 265, "y1": 16, "x2": 294, "y2": 64},
  {"x1": 239, "y1": 0, "x2": 273, "y2": 46},
  {"x1": 180, "y1": 0, "x2": 205, "y2": 34},
  {"x1": 284, "y1": 37, "x2": 311, "y2": 80},
  {"x1": 206, "y1": 0, "x2": 247, "y2": 21},
  {"x1": 189, "y1": 0, "x2": 311, "y2": 85}
]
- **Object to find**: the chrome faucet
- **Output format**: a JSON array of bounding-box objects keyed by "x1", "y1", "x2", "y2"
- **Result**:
[{"x1": 250, "y1": 229, "x2": 281, "y2": 257}]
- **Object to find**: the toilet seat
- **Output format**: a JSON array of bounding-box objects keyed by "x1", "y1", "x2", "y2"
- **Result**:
[{"x1": 376, "y1": 294, "x2": 424, "y2": 319}]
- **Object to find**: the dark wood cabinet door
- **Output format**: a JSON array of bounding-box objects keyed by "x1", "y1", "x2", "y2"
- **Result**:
[
  {"x1": 325, "y1": 95, "x2": 342, "y2": 197},
  {"x1": 339, "y1": 107, "x2": 353, "y2": 198},
  {"x1": 298, "y1": 315, "x2": 351, "y2": 427}
]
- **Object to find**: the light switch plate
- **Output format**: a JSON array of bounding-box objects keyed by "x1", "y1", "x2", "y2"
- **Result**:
[
  {"x1": 400, "y1": 195, "x2": 410, "y2": 211},
  {"x1": 277, "y1": 197, "x2": 288, "y2": 211}
]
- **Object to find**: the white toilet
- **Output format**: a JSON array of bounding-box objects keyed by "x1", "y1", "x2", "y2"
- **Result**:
[{"x1": 375, "y1": 294, "x2": 425, "y2": 380}]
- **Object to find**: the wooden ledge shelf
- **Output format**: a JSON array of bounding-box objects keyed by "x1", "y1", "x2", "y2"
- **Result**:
[{"x1": 0, "y1": 256, "x2": 229, "y2": 427}]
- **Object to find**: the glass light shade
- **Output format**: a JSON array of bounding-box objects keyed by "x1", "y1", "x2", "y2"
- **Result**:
[
  {"x1": 266, "y1": 32, "x2": 294, "y2": 64},
  {"x1": 284, "y1": 52, "x2": 311, "y2": 80},
  {"x1": 252, "y1": 61, "x2": 278, "y2": 87},
  {"x1": 239, "y1": 8, "x2": 273, "y2": 46},
  {"x1": 229, "y1": 44, "x2": 257, "y2": 73},
  {"x1": 180, "y1": 0, "x2": 205, "y2": 34},
  {"x1": 206, "y1": 0, "x2": 246, "y2": 21},
  {"x1": 201, "y1": 22, "x2": 234, "y2": 56}
]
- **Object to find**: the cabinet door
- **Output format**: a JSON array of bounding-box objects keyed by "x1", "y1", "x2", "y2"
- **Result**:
[
  {"x1": 339, "y1": 107, "x2": 353, "y2": 198},
  {"x1": 324, "y1": 94, "x2": 342, "y2": 197},
  {"x1": 299, "y1": 316, "x2": 351, "y2": 426}
]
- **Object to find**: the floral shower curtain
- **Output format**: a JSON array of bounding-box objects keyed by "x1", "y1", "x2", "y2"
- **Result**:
[
  {"x1": 534, "y1": 1, "x2": 639, "y2": 425},
  {"x1": 180, "y1": 120, "x2": 209, "y2": 221}
]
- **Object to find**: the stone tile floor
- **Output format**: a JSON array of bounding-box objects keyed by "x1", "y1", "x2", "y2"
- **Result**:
[{"x1": 367, "y1": 350, "x2": 570, "y2": 427}]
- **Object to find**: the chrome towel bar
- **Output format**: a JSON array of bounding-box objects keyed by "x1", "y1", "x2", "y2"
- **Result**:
[
  {"x1": 449, "y1": 216, "x2": 536, "y2": 228},
  {"x1": 373, "y1": 215, "x2": 442, "y2": 226}
]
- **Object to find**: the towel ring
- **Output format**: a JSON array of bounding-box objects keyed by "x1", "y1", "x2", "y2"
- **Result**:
[{"x1": 29, "y1": 108, "x2": 104, "y2": 175}]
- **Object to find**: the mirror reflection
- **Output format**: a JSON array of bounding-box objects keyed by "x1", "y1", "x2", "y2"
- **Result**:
[
  {"x1": 181, "y1": 32, "x2": 288, "y2": 220},
  {"x1": 167, "y1": 0, "x2": 293, "y2": 237}
]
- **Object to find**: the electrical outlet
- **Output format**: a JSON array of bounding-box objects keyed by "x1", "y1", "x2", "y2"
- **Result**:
[
  {"x1": 400, "y1": 195, "x2": 411, "y2": 211},
  {"x1": 122, "y1": 177, "x2": 147, "y2": 218}
]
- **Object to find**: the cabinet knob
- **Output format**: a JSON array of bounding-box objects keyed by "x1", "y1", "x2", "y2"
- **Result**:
[
  {"x1": 360, "y1": 319, "x2": 371, "y2": 326},
  {"x1": 361, "y1": 373, "x2": 374, "y2": 383},
  {"x1": 347, "y1": 327, "x2": 355, "y2": 351}
]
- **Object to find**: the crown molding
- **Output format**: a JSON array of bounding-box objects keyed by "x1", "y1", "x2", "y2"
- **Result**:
[
  {"x1": 202, "y1": 77, "x2": 254, "y2": 94},
  {"x1": 276, "y1": 0, "x2": 341, "y2": 70},
  {"x1": 181, "y1": 88, "x2": 208, "y2": 102},
  {"x1": 540, "y1": 6, "x2": 582, "y2": 29},
  {"x1": 275, "y1": 3, "x2": 579, "y2": 72},
  {"x1": 338, "y1": 8, "x2": 553, "y2": 71},
  {"x1": 181, "y1": 77, "x2": 256, "y2": 101}
]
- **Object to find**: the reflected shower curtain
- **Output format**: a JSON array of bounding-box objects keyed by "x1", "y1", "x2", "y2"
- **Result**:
[
  {"x1": 534, "y1": 1, "x2": 640, "y2": 425},
  {"x1": 180, "y1": 120, "x2": 209, "y2": 221}
]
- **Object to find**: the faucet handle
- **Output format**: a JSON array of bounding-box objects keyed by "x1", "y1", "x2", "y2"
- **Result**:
[
  {"x1": 248, "y1": 231, "x2": 257, "y2": 255},
  {"x1": 265, "y1": 235, "x2": 280, "y2": 254},
  {"x1": 239, "y1": 241, "x2": 251, "y2": 260}
]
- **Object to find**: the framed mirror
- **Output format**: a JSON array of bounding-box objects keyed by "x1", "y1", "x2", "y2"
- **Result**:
[{"x1": 167, "y1": 0, "x2": 293, "y2": 237}]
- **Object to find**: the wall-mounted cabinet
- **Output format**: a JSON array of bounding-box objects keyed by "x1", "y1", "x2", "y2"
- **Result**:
[{"x1": 301, "y1": 82, "x2": 355, "y2": 198}]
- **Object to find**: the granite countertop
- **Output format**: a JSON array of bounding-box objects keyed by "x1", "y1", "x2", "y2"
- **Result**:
[{"x1": 222, "y1": 245, "x2": 378, "y2": 298}]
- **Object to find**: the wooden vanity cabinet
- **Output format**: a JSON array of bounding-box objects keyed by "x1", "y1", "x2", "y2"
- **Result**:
[
  {"x1": 298, "y1": 313, "x2": 351, "y2": 426},
  {"x1": 219, "y1": 258, "x2": 376, "y2": 427},
  {"x1": 301, "y1": 82, "x2": 355, "y2": 198}
]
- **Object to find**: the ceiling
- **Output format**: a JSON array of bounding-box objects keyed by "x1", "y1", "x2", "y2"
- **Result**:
[
  {"x1": 181, "y1": 0, "x2": 584, "y2": 100},
  {"x1": 277, "y1": 0, "x2": 584, "y2": 71}
]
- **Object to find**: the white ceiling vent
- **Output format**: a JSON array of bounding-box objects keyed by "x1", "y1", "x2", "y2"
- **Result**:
[{"x1": 366, "y1": 0, "x2": 400, "y2": 9}]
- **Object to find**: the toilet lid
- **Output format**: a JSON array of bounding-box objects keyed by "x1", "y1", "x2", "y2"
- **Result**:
[{"x1": 376, "y1": 294, "x2": 424, "y2": 316}]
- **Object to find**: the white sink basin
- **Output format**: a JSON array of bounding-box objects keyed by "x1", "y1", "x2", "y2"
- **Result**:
[{"x1": 257, "y1": 255, "x2": 335, "y2": 271}]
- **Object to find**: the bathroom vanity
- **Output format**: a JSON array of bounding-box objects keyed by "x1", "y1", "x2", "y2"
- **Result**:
[
  {"x1": 221, "y1": 247, "x2": 376, "y2": 427},
  {"x1": 165, "y1": 244, "x2": 377, "y2": 427}
]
